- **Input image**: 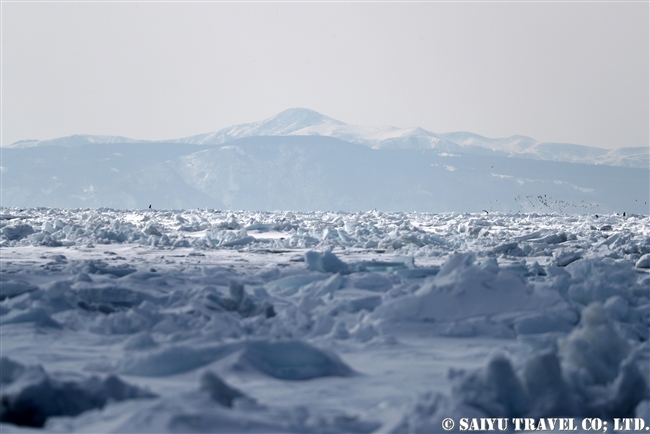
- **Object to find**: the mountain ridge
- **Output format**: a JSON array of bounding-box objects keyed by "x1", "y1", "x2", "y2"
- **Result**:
[
  {"x1": 3, "y1": 136, "x2": 647, "y2": 213},
  {"x1": 6, "y1": 108, "x2": 648, "y2": 168}
]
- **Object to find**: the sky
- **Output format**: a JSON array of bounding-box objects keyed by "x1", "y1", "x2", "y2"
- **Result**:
[{"x1": 2, "y1": 2, "x2": 648, "y2": 149}]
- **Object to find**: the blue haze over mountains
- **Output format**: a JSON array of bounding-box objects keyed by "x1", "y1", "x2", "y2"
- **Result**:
[{"x1": 3, "y1": 109, "x2": 648, "y2": 214}]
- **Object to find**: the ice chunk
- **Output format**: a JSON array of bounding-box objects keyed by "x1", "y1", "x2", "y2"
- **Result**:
[
  {"x1": 122, "y1": 332, "x2": 157, "y2": 351},
  {"x1": 489, "y1": 242, "x2": 520, "y2": 255},
  {"x1": 244, "y1": 222, "x2": 276, "y2": 232},
  {"x1": 637, "y1": 400, "x2": 650, "y2": 424},
  {"x1": 560, "y1": 303, "x2": 630, "y2": 385},
  {"x1": 437, "y1": 252, "x2": 476, "y2": 277},
  {"x1": 205, "y1": 229, "x2": 255, "y2": 247},
  {"x1": 350, "y1": 322, "x2": 379, "y2": 343},
  {"x1": 400, "y1": 298, "x2": 647, "y2": 424},
  {"x1": 202, "y1": 281, "x2": 273, "y2": 318},
  {"x1": 449, "y1": 355, "x2": 530, "y2": 418},
  {"x1": 521, "y1": 351, "x2": 581, "y2": 417},
  {"x1": 514, "y1": 308, "x2": 578, "y2": 335},
  {"x1": 66, "y1": 260, "x2": 136, "y2": 277},
  {"x1": 372, "y1": 253, "x2": 540, "y2": 324},
  {"x1": 586, "y1": 357, "x2": 649, "y2": 418},
  {"x1": 604, "y1": 295, "x2": 630, "y2": 322},
  {"x1": 143, "y1": 224, "x2": 162, "y2": 236},
  {"x1": 636, "y1": 254, "x2": 650, "y2": 269},
  {"x1": 394, "y1": 266, "x2": 440, "y2": 280},
  {"x1": 351, "y1": 273, "x2": 393, "y2": 292},
  {"x1": 305, "y1": 250, "x2": 350, "y2": 274},
  {"x1": 0, "y1": 279, "x2": 38, "y2": 300},
  {"x1": 75, "y1": 286, "x2": 149, "y2": 310},
  {"x1": 296, "y1": 273, "x2": 343, "y2": 298},
  {"x1": 309, "y1": 314, "x2": 334, "y2": 336},
  {"x1": 553, "y1": 249, "x2": 582, "y2": 267},
  {"x1": 566, "y1": 259, "x2": 638, "y2": 305},
  {"x1": 330, "y1": 321, "x2": 350, "y2": 340},
  {"x1": 340, "y1": 295, "x2": 383, "y2": 314},
  {"x1": 229, "y1": 280, "x2": 245, "y2": 304},
  {"x1": 0, "y1": 307, "x2": 61, "y2": 328},
  {"x1": 0, "y1": 224, "x2": 34, "y2": 241},
  {"x1": 199, "y1": 371, "x2": 246, "y2": 407},
  {"x1": 0, "y1": 358, "x2": 25, "y2": 385},
  {"x1": 0, "y1": 358, "x2": 155, "y2": 427},
  {"x1": 536, "y1": 232, "x2": 568, "y2": 244}
]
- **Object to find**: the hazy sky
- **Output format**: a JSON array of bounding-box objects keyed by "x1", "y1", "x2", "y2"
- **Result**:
[{"x1": 2, "y1": 2, "x2": 648, "y2": 149}]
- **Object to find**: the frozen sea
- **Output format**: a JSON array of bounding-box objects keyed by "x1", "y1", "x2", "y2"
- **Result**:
[{"x1": 1, "y1": 208, "x2": 649, "y2": 433}]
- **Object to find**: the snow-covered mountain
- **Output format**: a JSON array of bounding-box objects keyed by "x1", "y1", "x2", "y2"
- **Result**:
[
  {"x1": 2, "y1": 136, "x2": 648, "y2": 213},
  {"x1": 175, "y1": 108, "x2": 346, "y2": 145},
  {"x1": 8, "y1": 108, "x2": 648, "y2": 168}
]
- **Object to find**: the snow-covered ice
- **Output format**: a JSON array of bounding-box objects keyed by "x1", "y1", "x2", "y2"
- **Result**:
[{"x1": 1, "y1": 208, "x2": 648, "y2": 432}]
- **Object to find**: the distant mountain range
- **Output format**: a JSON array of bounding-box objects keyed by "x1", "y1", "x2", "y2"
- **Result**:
[
  {"x1": 3, "y1": 109, "x2": 648, "y2": 213},
  {"x1": 8, "y1": 108, "x2": 648, "y2": 169},
  {"x1": 1, "y1": 137, "x2": 647, "y2": 213}
]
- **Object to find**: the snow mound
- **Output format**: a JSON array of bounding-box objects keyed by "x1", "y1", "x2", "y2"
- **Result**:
[
  {"x1": 120, "y1": 344, "x2": 241, "y2": 377},
  {"x1": 371, "y1": 253, "x2": 565, "y2": 337},
  {"x1": 236, "y1": 340, "x2": 355, "y2": 380},
  {"x1": 0, "y1": 278, "x2": 38, "y2": 300}
]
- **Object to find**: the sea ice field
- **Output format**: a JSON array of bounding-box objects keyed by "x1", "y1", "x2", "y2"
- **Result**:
[{"x1": 1, "y1": 208, "x2": 649, "y2": 433}]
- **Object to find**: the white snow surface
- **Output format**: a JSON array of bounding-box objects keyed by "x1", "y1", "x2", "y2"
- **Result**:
[{"x1": 1, "y1": 208, "x2": 649, "y2": 432}]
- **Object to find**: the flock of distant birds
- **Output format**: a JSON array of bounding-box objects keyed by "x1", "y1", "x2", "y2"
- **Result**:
[
  {"x1": 478, "y1": 194, "x2": 645, "y2": 215},
  {"x1": 478, "y1": 164, "x2": 647, "y2": 215}
]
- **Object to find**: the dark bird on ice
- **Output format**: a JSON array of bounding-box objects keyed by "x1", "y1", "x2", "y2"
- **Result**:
[{"x1": 149, "y1": 205, "x2": 151, "y2": 209}]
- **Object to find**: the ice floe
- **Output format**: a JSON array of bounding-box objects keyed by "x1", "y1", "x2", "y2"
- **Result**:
[{"x1": 0, "y1": 208, "x2": 648, "y2": 432}]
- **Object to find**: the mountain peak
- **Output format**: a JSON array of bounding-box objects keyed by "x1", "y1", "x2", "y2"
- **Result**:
[
  {"x1": 174, "y1": 108, "x2": 346, "y2": 145},
  {"x1": 259, "y1": 108, "x2": 346, "y2": 133}
]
